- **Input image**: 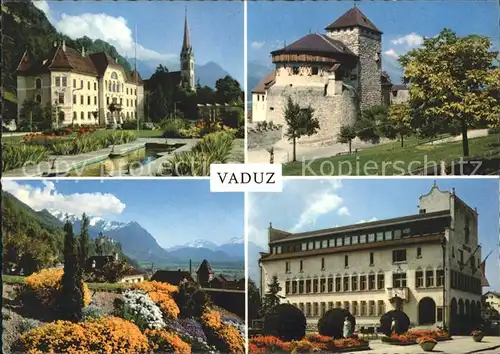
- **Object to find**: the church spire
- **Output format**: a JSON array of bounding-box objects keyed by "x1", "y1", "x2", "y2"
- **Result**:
[{"x1": 182, "y1": 7, "x2": 191, "y2": 53}]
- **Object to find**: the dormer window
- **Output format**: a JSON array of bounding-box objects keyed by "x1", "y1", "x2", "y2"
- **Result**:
[{"x1": 111, "y1": 72, "x2": 118, "y2": 80}]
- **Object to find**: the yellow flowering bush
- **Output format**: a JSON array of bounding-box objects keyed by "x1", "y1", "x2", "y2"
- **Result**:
[
  {"x1": 134, "y1": 281, "x2": 180, "y2": 319},
  {"x1": 201, "y1": 310, "x2": 244, "y2": 354},
  {"x1": 145, "y1": 329, "x2": 191, "y2": 354},
  {"x1": 18, "y1": 317, "x2": 150, "y2": 354},
  {"x1": 24, "y1": 268, "x2": 91, "y2": 308}
]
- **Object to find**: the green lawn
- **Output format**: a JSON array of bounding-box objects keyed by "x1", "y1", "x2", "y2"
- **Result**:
[{"x1": 283, "y1": 133, "x2": 500, "y2": 176}]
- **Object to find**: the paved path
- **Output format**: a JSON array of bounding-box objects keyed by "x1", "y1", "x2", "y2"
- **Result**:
[
  {"x1": 424, "y1": 129, "x2": 489, "y2": 146},
  {"x1": 355, "y1": 336, "x2": 500, "y2": 354}
]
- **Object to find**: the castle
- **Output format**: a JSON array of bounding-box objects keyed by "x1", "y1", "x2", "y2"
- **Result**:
[
  {"x1": 14, "y1": 11, "x2": 195, "y2": 127},
  {"x1": 251, "y1": 7, "x2": 407, "y2": 145}
]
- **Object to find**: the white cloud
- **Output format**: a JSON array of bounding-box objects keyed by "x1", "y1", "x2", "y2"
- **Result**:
[
  {"x1": 290, "y1": 180, "x2": 344, "y2": 232},
  {"x1": 384, "y1": 49, "x2": 399, "y2": 59},
  {"x1": 36, "y1": 2, "x2": 173, "y2": 62},
  {"x1": 2, "y1": 180, "x2": 126, "y2": 217},
  {"x1": 337, "y1": 206, "x2": 350, "y2": 216},
  {"x1": 251, "y1": 41, "x2": 265, "y2": 50},
  {"x1": 391, "y1": 33, "x2": 424, "y2": 48},
  {"x1": 356, "y1": 217, "x2": 378, "y2": 224}
]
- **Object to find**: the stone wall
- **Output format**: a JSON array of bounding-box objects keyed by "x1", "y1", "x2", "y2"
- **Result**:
[
  {"x1": 265, "y1": 85, "x2": 357, "y2": 144},
  {"x1": 247, "y1": 125, "x2": 283, "y2": 149},
  {"x1": 327, "y1": 27, "x2": 382, "y2": 110}
]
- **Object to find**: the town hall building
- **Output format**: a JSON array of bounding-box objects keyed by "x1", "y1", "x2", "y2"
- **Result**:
[
  {"x1": 259, "y1": 184, "x2": 485, "y2": 334},
  {"x1": 251, "y1": 7, "x2": 407, "y2": 144}
]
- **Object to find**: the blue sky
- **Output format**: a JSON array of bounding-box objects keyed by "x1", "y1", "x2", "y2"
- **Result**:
[
  {"x1": 248, "y1": 1, "x2": 500, "y2": 83},
  {"x1": 34, "y1": 0, "x2": 244, "y2": 83},
  {"x1": 3, "y1": 179, "x2": 244, "y2": 248},
  {"x1": 248, "y1": 178, "x2": 500, "y2": 292}
]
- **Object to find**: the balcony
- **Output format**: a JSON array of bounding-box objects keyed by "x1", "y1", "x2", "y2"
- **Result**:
[{"x1": 388, "y1": 287, "x2": 409, "y2": 302}]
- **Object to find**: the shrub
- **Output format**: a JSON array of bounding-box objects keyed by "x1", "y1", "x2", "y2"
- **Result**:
[
  {"x1": 23, "y1": 268, "x2": 91, "y2": 310},
  {"x1": 18, "y1": 317, "x2": 150, "y2": 354},
  {"x1": 121, "y1": 120, "x2": 139, "y2": 130},
  {"x1": 175, "y1": 281, "x2": 211, "y2": 318},
  {"x1": 134, "y1": 281, "x2": 180, "y2": 319},
  {"x1": 162, "y1": 118, "x2": 188, "y2": 138},
  {"x1": 192, "y1": 130, "x2": 235, "y2": 163},
  {"x1": 2, "y1": 144, "x2": 48, "y2": 172},
  {"x1": 145, "y1": 328, "x2": 191, "y2": 354},
  {"x1": 318, "y1": 307, "x2": 356, "y2": 339},
  {"x1": 380, "y1": 310, "x2": 411, "y2": 335},
  {"x1": 82, "y1": 304, "x2": 104, "y2": 320},
  {"x1": 263, "y1": 303, "x2": 306, "y2": 341},
  {"x1": 17, "y1": 318, "x2": 42, "y2": 334},
  {"x1": 122, "y1": 290, "x2": 165, "y2": 330}
]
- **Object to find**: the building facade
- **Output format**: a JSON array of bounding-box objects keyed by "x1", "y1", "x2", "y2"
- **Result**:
[
  {"x1": 484, "y1": 291, "x2": 500, "y2": 314},
  {"x1": 15, "y1": 41, "x2": 144, "y2": 126},
  {"x1": 251, "y1": 7, "x2": 401, "y2": 143},
  {"x1": 259, "y1": 184, "x2": 483, "y2": 334}
]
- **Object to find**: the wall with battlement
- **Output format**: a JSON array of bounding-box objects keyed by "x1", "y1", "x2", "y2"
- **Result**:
[{"x1": 265, "y1": 85, "x2": 357, "y2": 144}]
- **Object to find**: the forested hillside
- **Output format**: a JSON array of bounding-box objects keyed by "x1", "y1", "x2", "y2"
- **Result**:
[
  {"x1": 2, "y1": 191, "x2": 137, "y2": 275},
  {"x1": 2, "y1": 1, "x2": 131, "y2": 93}
]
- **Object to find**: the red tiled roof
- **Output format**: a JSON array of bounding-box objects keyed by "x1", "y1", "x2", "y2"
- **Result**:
[
  {"x1": 325, "y1": 7, "x2": 382, "y2": 34},
  {"x1": 251, "y1": 71, "x2": 276, "y2": 93},
  {"x1": 271, "y1": 33, "x2": 356, "y2": 57}
]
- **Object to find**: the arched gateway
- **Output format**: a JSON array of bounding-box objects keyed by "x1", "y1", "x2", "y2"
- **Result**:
[{"x1": 418, "y1": 297, "x2": 436, "y2": 325}]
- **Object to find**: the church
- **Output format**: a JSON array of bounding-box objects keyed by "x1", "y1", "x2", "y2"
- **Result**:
[{"x1": 251, "y1": 7, "x2": 407, "y2": 144}]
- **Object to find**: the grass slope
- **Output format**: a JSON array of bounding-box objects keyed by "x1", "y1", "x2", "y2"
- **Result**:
[{"x1": 283, "y1": 134, "x2": 500, "y2": 176}]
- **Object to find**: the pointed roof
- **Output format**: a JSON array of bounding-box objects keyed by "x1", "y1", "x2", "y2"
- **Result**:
[
  {"x1": 251, "y1": 71, "x2": 276, "y2": 94},
  {"x1": 325, "y1": 7, "x2": 382, "y2": 34},
  {"x1": 182, "y1": 8, "x2": 192, "y2": 52},
  {"x1": 271, "y1": 33, "x2": 356, "y2": 57},
  {"x1": 197, "y1": 259, "x2": 214, "y2": 274}
]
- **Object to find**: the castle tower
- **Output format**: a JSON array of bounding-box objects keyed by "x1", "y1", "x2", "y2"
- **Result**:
[
  {"x1": 325, "y1": 7, "x2": 382, "y2": 109},
  {"x1": 180, "y1": 9, "x2": 195, "y2": 90}
]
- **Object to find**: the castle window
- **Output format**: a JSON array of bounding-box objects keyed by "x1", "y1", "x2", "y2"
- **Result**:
[
  {"x1": 80, "y1": 80, "x2": 83, "y2": 89},
  {"x1": 62, "y1": 77, "x2": 67, "y2": 87},
  {"x1": 87, "y1": 81, "x2": 90, "y2": 90},
  {"x1": 58, "y1": 93, "x2": 64, "y2": 104},
  {"x1": 113, "y1": 82, "x2": 116, "y2": 92},
  {"x1": 80, "y1": 95, "x2": 84, "y2": 105},
  {"x1": 257, "y1": 95, "x2": 260, "y2": 102},
  {"x1": 94, "y1": 82, "x2": 97, "y2": 90},
  {"x1": 111, "y1": 72, "x2": 118, "y2": 80},
  {"x1": 311, "y1": 67, "x2": 319, "y2": 75},
  {"x1": 292, "y1": 66, "x2": 300, "y2": 75},
  {"x1": 126, "y1": 88, "x2": 129, "y2": 95},
  {"x1": 416, "y1": 270, "x2": 424, "y2": 288},
  {"x1": 80, "y1": 111, "x2": 84, "y2": 120},
  {"x1": 35, "y1": 78, "x2": 42, "y2": 89},
  {"x1": 87, "y1": 96, "x2": 91, "y2": 105},
  {"x1": 55, "y1": 77, "x2": 61, "y2": 87},
  {"x1": 35, "y1": 94, "x2": 42, "y2": 103}
]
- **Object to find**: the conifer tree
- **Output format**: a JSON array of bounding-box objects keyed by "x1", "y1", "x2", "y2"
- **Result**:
[{"x1": 79, "y1": 213, "x2": 90, "y2": 274}]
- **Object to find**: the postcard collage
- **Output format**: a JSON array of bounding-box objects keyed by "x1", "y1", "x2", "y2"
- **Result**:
[{"x1": 1, "y1": 0, "x2": 500, "y2": 353}]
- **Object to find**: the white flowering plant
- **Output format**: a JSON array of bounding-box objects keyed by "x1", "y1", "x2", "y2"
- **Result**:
[{"x1": 122, "y1": 290, "x2": 166, "y2": 330}]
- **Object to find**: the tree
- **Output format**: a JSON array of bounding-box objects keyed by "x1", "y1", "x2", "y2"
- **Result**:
[
  {"x1": 355, "y1": 105, "x2": 387, "y2": 144},
  {"x1": 261, "y1": 275, "x2": 284, "y2": 316},
  {"x1": 399, "y1": 29, "x2": 500, "y2": 156},
  {"x1": 79, "y1": 213, "x2": 90, "y2": 274},
  {"x1": 336, "y1": 124, "x2": 357, "y2": 154},
  {"x1": 155, "y1": 64, "x2": 169, "y2": 74},
  {"x1": 58, "y1": 219, "x2": 83, "y2": 322},
  {"x1": 388, "y1": 103, "x2": 413, "y2": 147},
  {"x1": 248, "y1": 278, "x2": 262, "y2": 323},
  {"x1": 95, "y1": 232, "x2": 104, "y2": 256},
  {"x1": 215, "y1": 75, "x2": 242, "y2": 104},
  {"x1": 283, "y1": 97, "x2": 320, "y2": 162}
]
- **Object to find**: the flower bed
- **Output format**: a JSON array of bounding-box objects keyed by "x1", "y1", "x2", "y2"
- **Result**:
[
  {"x1": 408, "y1": 329, "x2": 451, "y2": 341},
  {"x1": 249, "y1": 334, "x2": 369, "y2": 353},
  {"x1": 382, "y1": 329, "x2": 451, "y2": 345}
]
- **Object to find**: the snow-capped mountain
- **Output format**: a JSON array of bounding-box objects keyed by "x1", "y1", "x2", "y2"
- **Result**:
[
  {"x1": 166, "y1": 239, "x2": 219, "y2": 252},
  {"x1": 166, "y1": 237, "x2": 244, "y2": 260},
  {"x1": 46, "y1": 209, "x2": 171, "y2": 262}
]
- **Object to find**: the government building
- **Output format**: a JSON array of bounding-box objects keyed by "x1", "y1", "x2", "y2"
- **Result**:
[
  {"x1": 251, "y1": 6, "x2": 408, "y2": 144},
  {"x1": 15, "y1": 41, "x2": 144, "y2": 127},
  {"x1": 259, "y1": 184, "x2": 485, "y2": 334}
]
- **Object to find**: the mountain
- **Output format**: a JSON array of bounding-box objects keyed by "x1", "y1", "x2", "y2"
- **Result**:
[
  {"x1": 167, "y1": 247, "x2": 237, "y2": 263},
  {"x1": 247, "y1": 60, "x2": 274, "y2": 93},
  {"x1": 217, "y1": 237, "x2": 244, "y2": 259},
  {"x1": 167, "y1": 239, "x2": 218, "y2": 252},
  {"x1": 248, "y1": 241, "x2": 266, "y2": 287},
  {"x1": 135, "y1": 59, "x2": 233, "y2": 88},
  {"x1": 47, "y1": 209, "x2": 173, "y2": 263}
]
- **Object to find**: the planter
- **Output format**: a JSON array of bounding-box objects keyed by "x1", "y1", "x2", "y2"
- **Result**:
[
  {"x1": 472, "y1": 334, "x2": 484, "y2": 342},
  {"x1": 419, "y1": 341, "x2": 437, "y2": 352}
]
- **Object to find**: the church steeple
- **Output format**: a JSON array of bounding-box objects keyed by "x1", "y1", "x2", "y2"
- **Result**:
[
  {"x1": 182, "y1": 8, "x2": 192, "y2": 54},
  {"x1": 180, "y1": 7, "x2": 195, "y2": 91}
]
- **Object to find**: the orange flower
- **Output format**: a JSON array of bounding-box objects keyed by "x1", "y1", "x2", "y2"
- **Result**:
[
  {"x1": 134, "y1": 281, "x2": 180, "y2": 319},
  {"x1": 145, "y1": 329, "x2": 191, "y2": 354}
]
